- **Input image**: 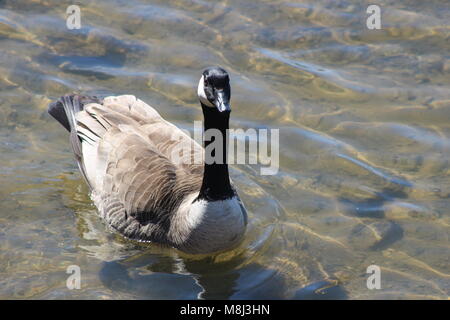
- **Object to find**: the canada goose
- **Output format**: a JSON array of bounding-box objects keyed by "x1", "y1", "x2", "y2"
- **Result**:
[{"x1": 48, "y1": 67, "x2": 247, "y2": 254}]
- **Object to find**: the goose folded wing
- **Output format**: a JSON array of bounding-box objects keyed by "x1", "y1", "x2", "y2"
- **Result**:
[{"x1": 73, "y1": 95, "x2": 203, "y2": 242}]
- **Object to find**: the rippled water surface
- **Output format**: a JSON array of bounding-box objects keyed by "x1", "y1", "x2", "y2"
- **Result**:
[{"x1": 1, "y1": 0, "x2": 450, "y2": 299}]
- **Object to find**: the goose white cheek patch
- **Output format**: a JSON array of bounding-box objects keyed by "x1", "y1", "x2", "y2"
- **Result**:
[{"x1": 197, "y1": 75, "x2": 214, "y2": 107}]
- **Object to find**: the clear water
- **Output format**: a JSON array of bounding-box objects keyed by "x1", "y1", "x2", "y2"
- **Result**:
[{"x1": 0, "y1": 0, "x2": 449, "y2": 299}]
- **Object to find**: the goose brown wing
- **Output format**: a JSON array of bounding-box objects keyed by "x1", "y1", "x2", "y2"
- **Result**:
[{"x1": 74, "y1": 95, "x2": 203, "y2": 242}]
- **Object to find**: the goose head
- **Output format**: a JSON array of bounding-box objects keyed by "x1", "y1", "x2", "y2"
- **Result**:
[{"x1": 197, "y1": 66, "x2": 231, "y2": 113}]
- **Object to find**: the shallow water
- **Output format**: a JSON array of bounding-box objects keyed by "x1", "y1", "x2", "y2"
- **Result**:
[{"x1": 0, "y1": 0, "x2": 449, "y2": 299}]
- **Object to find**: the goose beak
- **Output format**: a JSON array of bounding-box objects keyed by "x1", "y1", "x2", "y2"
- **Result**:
[{"x1": 215, "y1": 90, "x2": 230, "y2": 112}]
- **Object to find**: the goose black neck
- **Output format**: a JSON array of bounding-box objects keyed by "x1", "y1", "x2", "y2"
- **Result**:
[{"x1": 198, "y1": 104, "x2": 234, "y2": 201}]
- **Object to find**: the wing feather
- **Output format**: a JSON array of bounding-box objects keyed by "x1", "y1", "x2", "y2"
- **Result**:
[{"x1": 74, "y1": 95, "x2": 202, "y2": 244}]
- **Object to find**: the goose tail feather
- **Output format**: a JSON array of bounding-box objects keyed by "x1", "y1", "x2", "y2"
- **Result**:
[
  {"x1": 48, "y1": 94, "x2": 100, "y2": 132},
  {"x1": 48, "y1": 94, "x2": 101, "y2": 189}
]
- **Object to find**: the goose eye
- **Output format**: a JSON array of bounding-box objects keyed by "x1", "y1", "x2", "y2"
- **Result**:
[{"x1": 204, "y1": 78, "x2": 208, "y2": 86}]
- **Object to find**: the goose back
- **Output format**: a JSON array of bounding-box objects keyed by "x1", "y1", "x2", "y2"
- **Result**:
[{"x1": 71, "y1": 95, "x2": 206, "y2": 245}]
